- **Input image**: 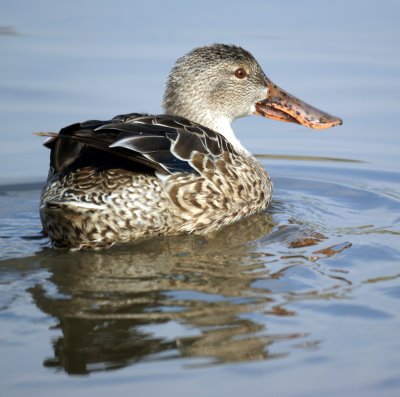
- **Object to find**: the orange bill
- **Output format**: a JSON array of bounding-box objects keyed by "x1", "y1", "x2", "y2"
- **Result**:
[{"x1": 255, "y1": 82, "x2": 342, "y2": 129}]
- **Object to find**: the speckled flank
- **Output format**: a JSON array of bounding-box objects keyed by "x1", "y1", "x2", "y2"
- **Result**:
[
  {"x1": 41, "y1": 145, "x2": 272, "y2": 249},
  {"x1": 166, "y1": 150, "x2": 271, "y2": 234},
  {"x1": 41, "y1": 168, "x2": 176, "y2": 248}
]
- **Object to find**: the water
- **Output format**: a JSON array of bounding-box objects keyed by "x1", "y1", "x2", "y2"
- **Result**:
[{"x1": 1, "y1": 1, "x2": 400, "y2": 396}]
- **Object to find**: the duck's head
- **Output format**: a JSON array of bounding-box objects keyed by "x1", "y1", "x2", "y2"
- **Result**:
[{"x1": 163, "y1": 43, "x2": 342, "y2": 152}]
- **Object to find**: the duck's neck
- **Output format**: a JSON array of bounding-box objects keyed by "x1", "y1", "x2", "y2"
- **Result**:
[
  {"x1": 188, "y1": 112, "x2": 250, "y2": 155},
  {"x1": 213, "y1": 118, "x2": 250, "y2": 155},
  {"x1": 163, "y1": 98, "x2": 250, "y2": 155}
]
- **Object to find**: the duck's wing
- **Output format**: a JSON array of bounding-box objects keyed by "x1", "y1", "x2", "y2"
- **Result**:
[{"x1": 42, "y1": 113, "x2": 233, "y2": 175}]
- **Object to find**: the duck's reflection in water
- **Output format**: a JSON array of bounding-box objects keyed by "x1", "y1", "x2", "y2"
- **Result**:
[{"x1": 30, "y1": 212, "x2": 342, "y2": 374}]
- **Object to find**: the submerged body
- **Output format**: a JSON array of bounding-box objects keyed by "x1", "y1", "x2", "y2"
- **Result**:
[{"x1": 40, "y1": 44, "x2": 341, "y2": 248}]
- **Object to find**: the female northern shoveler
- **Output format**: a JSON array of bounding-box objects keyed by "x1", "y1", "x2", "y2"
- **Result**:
[{"x1": 39, "y1": 44, "x2": 342, "y2": 249}]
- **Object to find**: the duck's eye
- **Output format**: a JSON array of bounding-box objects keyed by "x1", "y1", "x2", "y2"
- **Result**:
[{"x1": 234, "y1": 67, "x2": 247, "y2": 79}]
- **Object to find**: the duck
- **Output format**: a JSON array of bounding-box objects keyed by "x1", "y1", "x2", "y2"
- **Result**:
[{"x1": 39, "y1": 43, "x2": 342, "y2": 249}]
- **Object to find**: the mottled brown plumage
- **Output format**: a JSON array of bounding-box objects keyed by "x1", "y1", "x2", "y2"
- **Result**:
[{"x1": 39, "y1": 44, "x2": 341, "y2": 249}]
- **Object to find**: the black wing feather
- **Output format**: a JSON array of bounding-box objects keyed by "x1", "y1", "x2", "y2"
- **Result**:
[{"x1": 45, "y1": 113, "x2": 232, "y2": 175}]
